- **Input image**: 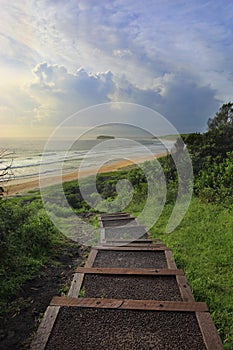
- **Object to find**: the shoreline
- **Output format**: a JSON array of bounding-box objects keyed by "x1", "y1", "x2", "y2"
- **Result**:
[{"x1": 4, "y1": 152, "x2": 168, "y2": 196}]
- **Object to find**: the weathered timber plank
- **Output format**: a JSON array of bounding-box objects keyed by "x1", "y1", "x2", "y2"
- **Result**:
[
  {"x1": 102, "y1": 243, "x2": 167, "y2": 248},
  {"x1": 84, "y1": 249, "x2": 98, "y2": 267},
  {"x1": 165, "y1": 249, "x2": 177, "y2": 268},
  {"x1": 94, "y1": 245, "x2": 170, "y2": 251},
  {"x1": 122, "y1": 299, "x2": 208, "y2": 312},
  {"x1": 99, "y1": 213, "x2": 130, "y2": 219},
  {"x1": 75, "y1": 267, "x2": 184, "y2": 276},
  {"x1": 196, "y1": 312, "x2": 224, "y2": 349},
  {"x1": 101, "y1": 216, "x2": 135, "y2": 222},
  {"x1": 51, "y1": 296, "x2": 123, "y2": 308},
  {"x1": 50, "y1": 296, "x2": 208, "y2": 312},
  {"x1": 176, "y1": 275, "x2": 195, "y2": 302},
  {"x1": 30, "y1": 306, "x2": 60, "y2": 350},
  {"x1": 68, "y1": 273, "x2": 85, "y2": 298},
  {"x1": 103, "y1": 238, "x2": 153, "y2": 243}
]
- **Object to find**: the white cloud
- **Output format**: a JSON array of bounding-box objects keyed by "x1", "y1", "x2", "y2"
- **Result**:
[
  {"x1": 112, "y1": 49, "x2": 132, "y2": 58},
  {"x1": 29, "y1": 63, "x2": 115, "y2": 124},
  {"x1": 0, "y1": 57, "x2": 221, "y2": 134},
  {"x1": 22, "y1": 0, "x2": 233, "y2": 97},
  {"x1": 26, "y1": 63, "x2": 220, "y2": 133},
  {"x1": 112, "y1": 72, "x2": 220, "y2": 132}
]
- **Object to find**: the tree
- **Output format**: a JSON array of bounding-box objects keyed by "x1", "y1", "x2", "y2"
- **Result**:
[
  {"x1": 183, "y1": 103, "x2": 233, "y2": 175},
  {"x1": 208, "y1": 102, "x2": 233, "y2": 131},
  {"x1": 206, "y1": 103, "x2": 233, "y2": 160}
]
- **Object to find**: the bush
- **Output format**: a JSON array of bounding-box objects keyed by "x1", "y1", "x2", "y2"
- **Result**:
[
  {"x1": 195, "y1": 152, "x2": 233, "y2": 204},
  {"x1": 0, "y1": 198, "x2": 60, "y2": 309}
]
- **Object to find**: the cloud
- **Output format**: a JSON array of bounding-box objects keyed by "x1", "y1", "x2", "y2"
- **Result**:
[
  {"x1": 29, "y1": 63, "x2": 115, "y2": 124},
  {"x1": 0, "y1": 60, "x2": 221, "y2": 135},
  {"x1": 15, "y1": 0, "x2": 231, "y2": 108},
  {"x1": 33, "y1": 3, "x2": 232, "y2": 67},
  {"x1": 26, "y1": 62, "x2": 220, "y2": 133},
  {"x1": 113, "y1": 49, "x2": 132, "y2": 58},
  {"x1": 112, "y1": 72, "x2": 220, "y2": 132},
  {"x1": 156, "y1": 74, "x2": 221, "y2": 132},
  {"x1": 2, "y1": 1, "x2": 233, "y2": 86}
]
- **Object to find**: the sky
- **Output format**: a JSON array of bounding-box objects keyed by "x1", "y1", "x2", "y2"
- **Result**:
[{"x1": 0, "y1": 0, "x2": 233, "y2": 138}]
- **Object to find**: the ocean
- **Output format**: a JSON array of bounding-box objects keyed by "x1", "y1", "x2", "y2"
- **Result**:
[{"x1": 0, "y1": 137, "x2": 173, "y2": 182}]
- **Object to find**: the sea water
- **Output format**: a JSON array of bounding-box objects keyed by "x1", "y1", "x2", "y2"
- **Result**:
[{"x1": 0, "y1": 137, "x2": 173, "y2": 182}]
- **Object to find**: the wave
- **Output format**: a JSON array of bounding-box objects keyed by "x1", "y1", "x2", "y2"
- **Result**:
[
  {"x1": 1, "y1": 141, "x2": 170, "y2": 181},
  {"x1": 38, "y1": 152, "x2": 57, "y2": 157}
]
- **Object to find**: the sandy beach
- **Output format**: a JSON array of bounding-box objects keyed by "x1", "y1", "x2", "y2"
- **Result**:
[{"x1": 4, "y1": 152, "x2": 168, "y2": 196}]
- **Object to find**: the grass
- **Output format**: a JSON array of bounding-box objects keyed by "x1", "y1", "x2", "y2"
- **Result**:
[{"x1": 78, "y1": 287, "x2": 86, "y2": 298}]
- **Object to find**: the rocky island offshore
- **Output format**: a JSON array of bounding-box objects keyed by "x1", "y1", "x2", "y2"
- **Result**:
[{"x1": 96, "y1": 135, "x2": 115, "y2": 140}]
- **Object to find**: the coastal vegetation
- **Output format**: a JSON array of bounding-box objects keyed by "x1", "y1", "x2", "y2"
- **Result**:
[
  {"x1": 0, "y1": 103, "x2": 233, "y2": 347},
  {"x1": 0, "y1": 198, "x2": 63, "y2": 313}
]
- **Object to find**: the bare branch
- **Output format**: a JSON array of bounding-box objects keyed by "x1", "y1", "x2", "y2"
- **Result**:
[{"x1": 0, "y1": 149, "x2": 15, "y2": 193}]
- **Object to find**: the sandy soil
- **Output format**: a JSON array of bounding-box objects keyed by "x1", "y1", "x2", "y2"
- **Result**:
[{"x1": 4, "y1": 153, "x2": 167, "y2": 196}]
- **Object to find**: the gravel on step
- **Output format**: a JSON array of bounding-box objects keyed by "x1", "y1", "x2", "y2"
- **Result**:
[
  {"x1": 102, "y1": 218, "x2": 137, "y2": 227},
  {"x1": 104, "y1": 225, "x2": 147, "y2": 237},
  {"x1": 82, "y1": 274, "x2": 182, "y2": 301},
  {"x1": 45, "y1": 308, "x2": 206, "y2": 350},
  {"x1": 93, "y1": 250, "x2": 168, "y2": 268}
]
